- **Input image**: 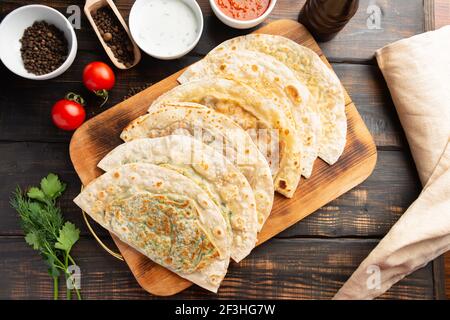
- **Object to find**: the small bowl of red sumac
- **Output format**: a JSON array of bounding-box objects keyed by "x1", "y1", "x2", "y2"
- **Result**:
[{"x1": 0, "y1": 4, "x2": 77, "y2": 80}]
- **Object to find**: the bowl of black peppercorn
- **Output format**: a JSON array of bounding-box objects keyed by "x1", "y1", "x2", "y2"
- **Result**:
[{"x1": 0, "y1": 4, "x2": 78, "y2": 80}]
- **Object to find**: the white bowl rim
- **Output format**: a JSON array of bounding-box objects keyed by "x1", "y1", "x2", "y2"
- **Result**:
[
  {"x1": 129, "y1": 0, "x2": 204, "y2": 60},
  {"x1": 209, "y1": 0, "x2": 277, "y2": 27},
  {"x1": 0, "y1": 4, "x2": 77, "y2": 80}
]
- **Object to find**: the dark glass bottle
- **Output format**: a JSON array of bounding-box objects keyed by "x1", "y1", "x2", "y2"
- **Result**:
[{"x1": 298, "y1": 0, "x2": 360, "y2": 42}]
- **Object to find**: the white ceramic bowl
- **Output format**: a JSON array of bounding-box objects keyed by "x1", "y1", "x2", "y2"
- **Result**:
[
  {"x1": 210, "y1": 0, "x2": 277, "y2": 29},
  {"x1": 129, "y1": 0, "x2": 203, "y2": 60},
  {"x1": 0, "y1": 4, "x2": 77, "y2": 80}
]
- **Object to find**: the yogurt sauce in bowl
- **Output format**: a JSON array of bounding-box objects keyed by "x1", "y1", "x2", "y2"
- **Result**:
[{"x1": 129, "y1": 0, "x2": 203, "y2": 60}]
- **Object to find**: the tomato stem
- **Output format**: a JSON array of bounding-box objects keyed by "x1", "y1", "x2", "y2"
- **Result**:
[
  {"x1": 65, "y1": 92, "x2": 85, "y2": 106},
  {"x1": 95, "y1": 89, "x2": 109, "y2": 108}
]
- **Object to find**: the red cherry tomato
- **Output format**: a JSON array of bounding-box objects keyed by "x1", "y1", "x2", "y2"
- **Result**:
[
  {"x1": 83, "y1": 61, "x2": 115, "y2": 92},
  {"x1": 51, "y1": 99, "x2": 86, "y2": 131}
]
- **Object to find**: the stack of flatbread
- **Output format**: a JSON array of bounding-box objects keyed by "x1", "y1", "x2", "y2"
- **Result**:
[{"x1": 74, "y1": 34, "x2": 347, "y2": 293}]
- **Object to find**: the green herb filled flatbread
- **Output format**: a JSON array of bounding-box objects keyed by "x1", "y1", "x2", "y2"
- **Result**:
[
  {"x1": 74, "y1": 163, "x2": 230, "y2": 292},
  {"x1": 98, "y1": 135, "x2": 258, "y2": 262},
  {"x1": 121, "y1": 102, "x2": 274, "y2": 228}
]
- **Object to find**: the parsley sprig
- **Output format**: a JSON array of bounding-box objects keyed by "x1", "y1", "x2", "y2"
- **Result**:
[{"x1": 10, "y1": 174, "x2": 82, "y2": 300}]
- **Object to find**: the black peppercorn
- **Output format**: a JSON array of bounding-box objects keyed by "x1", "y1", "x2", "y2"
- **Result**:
[
  {"x1": 91, "y1": 6, "x2": 135, "y2": 66},
  {"x1": 20, "y1": 21, "x2": 68, "y2": 75}
]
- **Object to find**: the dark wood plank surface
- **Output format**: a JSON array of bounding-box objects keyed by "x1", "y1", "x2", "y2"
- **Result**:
[
  {"x1": 0, "y1": 0, "x2": 445, "y2": 299},
  {"x1": 0, "y1": 237, "x2": 435, "y2": 300},
  {"x1": 0, "y1": 143, "x2": 419, "y2": 238},
  {"x1": 0, "y1": 0, "x2": 425, "y2": 62}
]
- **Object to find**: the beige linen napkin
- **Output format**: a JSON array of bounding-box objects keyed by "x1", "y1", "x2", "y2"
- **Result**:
[{"x1": 334, "y1": 26, "x2": 450, "y2": 300}]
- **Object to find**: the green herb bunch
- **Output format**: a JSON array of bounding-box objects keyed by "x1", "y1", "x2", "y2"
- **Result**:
[{"x1": 10, "y1": 173, "x2": 82, "y2": 300}]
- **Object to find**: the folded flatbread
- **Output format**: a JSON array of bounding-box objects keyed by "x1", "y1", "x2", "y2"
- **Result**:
[
  {"x1": 150, "y1": 78, "x2": 302, "y2": 199},
  {"x1": 73, "y1": 163, "x2": 230, "y2": 293},
  {"x1": 121, "y1": 102, "x2": 275, "y2": 226},
  {"x1": 98, "y1": 135, "x2": 258, "y2": 262},
  {"x1": 210, "y1": 34, "x2": 347, "y2": 164},
  {"x1": 178, "y1": 49, "x2": 320, "y2": 178}
]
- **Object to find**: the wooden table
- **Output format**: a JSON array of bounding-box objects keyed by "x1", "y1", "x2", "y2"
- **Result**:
[{"x1": 0, "y1": 0, "x2": 447, "y2": 300}]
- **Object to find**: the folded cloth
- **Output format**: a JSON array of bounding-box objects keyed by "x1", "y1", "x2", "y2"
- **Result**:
[{"x1": 334, "y1": 26, "x2": 450, "y2": 300}]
